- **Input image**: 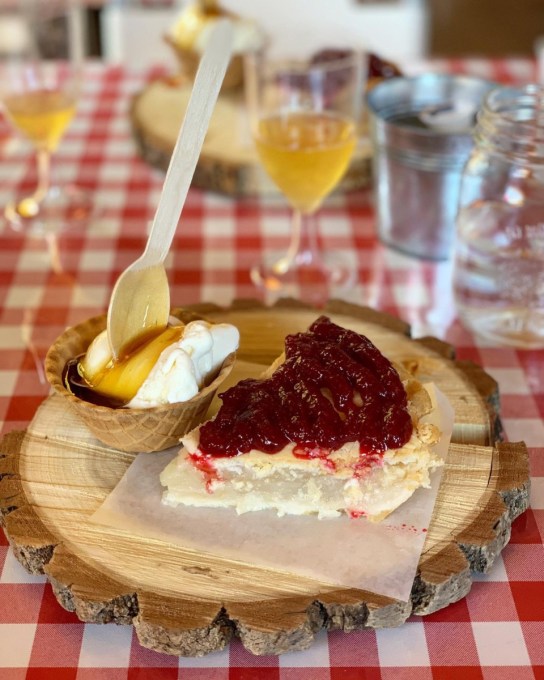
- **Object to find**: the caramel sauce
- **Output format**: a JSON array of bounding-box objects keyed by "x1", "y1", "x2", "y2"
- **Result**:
[
  {"x1": 63, "y1": 324, "x2": 184, "y2": 408},
  {"x1": 63, "y1": 356, "x2": 125, "y2": 408}
]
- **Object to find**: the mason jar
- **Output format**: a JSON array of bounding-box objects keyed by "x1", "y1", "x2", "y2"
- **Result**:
[{"x1": 453, "y1": 84, "x2": 544, "y2": 349}]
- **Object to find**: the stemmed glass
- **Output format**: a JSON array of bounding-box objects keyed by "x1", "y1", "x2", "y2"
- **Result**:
[
  {"x1": 245, "y1": 50, "x2": 364, "y2": 297},
  {"x1": 0, "y1": 0, "x2": 92, "y2": 233}
]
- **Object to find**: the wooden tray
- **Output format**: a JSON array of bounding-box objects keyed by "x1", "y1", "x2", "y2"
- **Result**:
[
  {"x1": 0, "y1": 299, "x2": 530, "y2": 656},
  {"x1": 130, "y1": 77, "x2": 373, "y2": 197}
]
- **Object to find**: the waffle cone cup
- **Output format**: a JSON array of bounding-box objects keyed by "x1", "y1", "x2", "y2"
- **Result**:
[{"x1": 44, "y1": 311, "x2": 236, "y2": 453}]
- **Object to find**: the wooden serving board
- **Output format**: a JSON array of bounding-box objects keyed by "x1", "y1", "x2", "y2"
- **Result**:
[
  {"x1": 130, "y1": 77, "x2": 373, "y2": 197},
  {"x1": 0, "y1": 299, "x2": 530, "y2": 657}
]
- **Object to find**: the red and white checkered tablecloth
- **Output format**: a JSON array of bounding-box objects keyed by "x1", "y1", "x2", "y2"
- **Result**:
[{"x1": 0, "y1": 58, "x2": 543, "y2": 679}]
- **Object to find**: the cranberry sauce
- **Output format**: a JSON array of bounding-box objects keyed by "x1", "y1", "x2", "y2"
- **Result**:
[{"x1": 198, "y1": 316, "x2": 413, "y2": 458}]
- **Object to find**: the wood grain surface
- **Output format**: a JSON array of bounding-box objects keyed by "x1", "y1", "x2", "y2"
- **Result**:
[{"x1": 0, "y1": 299, "x2": 530, "y2": 656}]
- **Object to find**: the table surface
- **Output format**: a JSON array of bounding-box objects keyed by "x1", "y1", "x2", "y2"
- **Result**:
[{"x1": 0, "y1": 58, "x2": 542, "y2": 680}]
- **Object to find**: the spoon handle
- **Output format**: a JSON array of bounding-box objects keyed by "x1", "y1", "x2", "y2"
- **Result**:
[{"x1": 143, "y1": 19, "x2": 233, "y2": 263}]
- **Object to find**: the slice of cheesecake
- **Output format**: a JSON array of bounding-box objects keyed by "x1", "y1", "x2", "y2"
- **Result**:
[{"x1": 160, "y1": 317, "x2": 442, "y2": 521}]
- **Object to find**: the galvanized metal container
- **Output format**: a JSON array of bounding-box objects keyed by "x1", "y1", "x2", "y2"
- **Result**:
[{"x1": 367, "y1": 73, "x2": 494, "y2": 260}]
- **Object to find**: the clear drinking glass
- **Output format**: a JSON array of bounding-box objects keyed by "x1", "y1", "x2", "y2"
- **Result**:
[
  {"x1": 244, "y1": 50, "x2": 363, "y2": 297},
  {"x1": 0, "y1": 0, "x2": 92, "y2": 233}
]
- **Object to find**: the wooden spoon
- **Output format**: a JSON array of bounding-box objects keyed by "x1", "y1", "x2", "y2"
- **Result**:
[{"x1": 106, "y1": 20, "x2": 233, "y2": 360}]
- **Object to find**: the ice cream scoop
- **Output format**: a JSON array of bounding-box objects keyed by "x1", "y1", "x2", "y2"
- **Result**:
[
  {"x1": 128, "y1": 320, "x2": 239, "y2": 408},
  {"x1": 81, "y1": 318, "x2": 239, "y2": 409}
]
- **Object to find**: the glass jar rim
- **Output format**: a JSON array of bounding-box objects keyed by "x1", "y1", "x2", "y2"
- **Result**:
[
  {"x1": 476, "y1": 82, "x2": 544, "y2": 161},
  {"x1": 483, "y1": 83, "x2": 544, "y2": 116}
]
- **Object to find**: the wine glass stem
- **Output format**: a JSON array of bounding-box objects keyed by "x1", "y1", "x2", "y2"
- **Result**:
[
  {"x1": 33, "y1": 148, "x2": 52, "y2": 206},
  {"x1": 273, "y1": 209, "x2": 323, "y2": 275}
]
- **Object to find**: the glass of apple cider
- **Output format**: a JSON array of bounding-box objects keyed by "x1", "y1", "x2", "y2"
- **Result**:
[
  {"x1": 0, "y1": 0, "x2": 92, "y2": 233},
  {"x1": 244, "y1": 48, "x2": 364, "y2": 296}
]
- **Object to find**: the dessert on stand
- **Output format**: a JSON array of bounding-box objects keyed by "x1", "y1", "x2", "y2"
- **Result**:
[{"x1": 0, "y1": 300, "x2": 529, "y2": 657}]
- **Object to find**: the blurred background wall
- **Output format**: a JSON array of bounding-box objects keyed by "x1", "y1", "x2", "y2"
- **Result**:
[
  {"x1": 97, "y1": 0, "x2": 427, "y2": 68},
  {"x1": 96, "y1": 0, "x2": 544, "y2": 67},
  {"x1": 428, "y1": 0, "x2": 544, "y2": 56},
  {"x1": 2, "y1": 0, "x2": 543, "y2": 66}
]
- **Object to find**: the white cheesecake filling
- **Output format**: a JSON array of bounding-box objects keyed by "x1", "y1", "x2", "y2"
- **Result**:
[{"x1": 160, "y1": 410, "x2": 442, "y2": 521}]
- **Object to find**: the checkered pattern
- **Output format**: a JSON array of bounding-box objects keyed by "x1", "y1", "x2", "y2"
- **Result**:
[{"x1": 1, "y1": 59, "x2": 543, "y2": 678}]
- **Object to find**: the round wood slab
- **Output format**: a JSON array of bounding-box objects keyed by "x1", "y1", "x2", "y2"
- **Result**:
[
  {"x1": 0, "y1": 299, "x2": 530, "y2": 657},
  {"x1": 130, "y1": 77, "x2": 373, "y2": 197}
]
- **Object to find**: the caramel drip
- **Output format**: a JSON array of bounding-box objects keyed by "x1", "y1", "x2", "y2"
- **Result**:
[{"x1": 65, "y1": 325, "x2": 184, "y2": 407}]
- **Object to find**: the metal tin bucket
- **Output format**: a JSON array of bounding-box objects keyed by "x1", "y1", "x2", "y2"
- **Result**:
[{"x1": 367, "y1": 74, "x2": 494, "y2": 260}]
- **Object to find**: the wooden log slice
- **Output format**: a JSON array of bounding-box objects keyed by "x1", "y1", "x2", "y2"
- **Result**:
[
  {"x1": 130, "y1": 77, "x2": 373, "y2": 197},
  {"x1": 0, "y1": 300, "x2": 530, "y2": 657}
]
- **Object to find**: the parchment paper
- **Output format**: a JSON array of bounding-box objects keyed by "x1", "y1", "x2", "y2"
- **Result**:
[{"x1": 90, "y1": 385, "x2": 453, "y2": 602}]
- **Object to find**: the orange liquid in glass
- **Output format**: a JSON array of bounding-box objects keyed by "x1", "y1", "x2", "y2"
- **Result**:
[
  {"x1": 3, "y1": 89, "x2": 76, "y2": 152},
  {"x1": 254, "y1": 111, "x2": 356, "y2": 213}
]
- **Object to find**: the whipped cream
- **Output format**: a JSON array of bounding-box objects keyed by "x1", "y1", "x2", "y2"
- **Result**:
[{"x1": 128, "y1": 320, "x2": 238, "y2": 408}]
